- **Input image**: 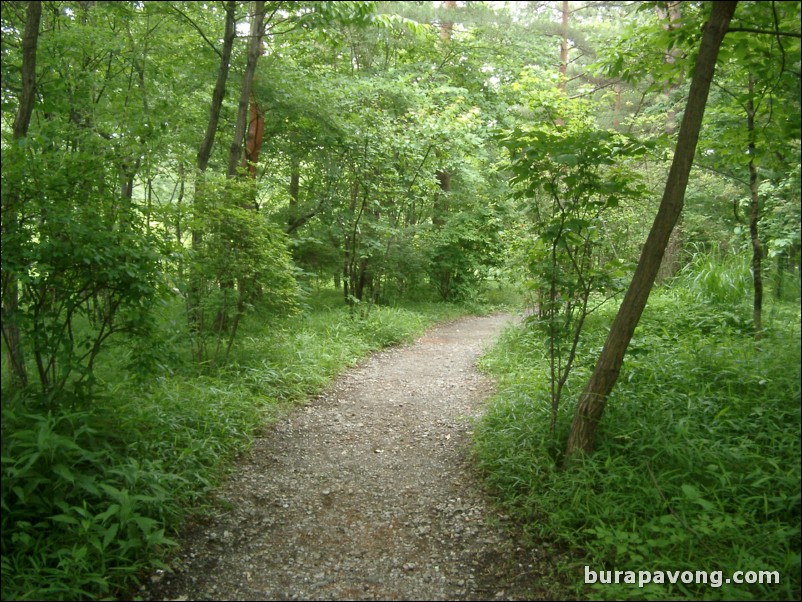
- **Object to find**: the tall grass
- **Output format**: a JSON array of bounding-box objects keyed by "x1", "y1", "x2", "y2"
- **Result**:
[
  {"x1": 475, "y1": 255, "x2": 801, "y2": 600},
  {"x1": 671, "y1": 247, "x2": 754, "y2": 306},
  {"x1": 1, "y1": 291, "x2": 474, "y2": 601}
]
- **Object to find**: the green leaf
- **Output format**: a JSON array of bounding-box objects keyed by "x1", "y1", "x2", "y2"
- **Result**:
[
  {"x1": 102, "y1": 523, "x2": 119, "y2": 550},
  {"x1": 554, "y1": 154, "x2": 578, "y2": 167},
  {"x1": 52, "y1": 463, "x2": 75, "y2": 483}
]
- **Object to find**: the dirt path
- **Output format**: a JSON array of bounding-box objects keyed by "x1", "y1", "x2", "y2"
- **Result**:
[{"x1": 146, "y1": 314, "x2": 553, "y2": 601}]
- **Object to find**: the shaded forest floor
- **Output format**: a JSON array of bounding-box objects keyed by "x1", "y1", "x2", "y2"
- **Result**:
[{"x1": 144, "y1": 313, "x2": 573, "y2": 601}]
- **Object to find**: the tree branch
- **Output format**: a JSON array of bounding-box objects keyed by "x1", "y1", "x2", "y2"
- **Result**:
[
  {"x1": 170, "y1": 4, "x2": 223, "y2": 59},
  {"x1": 726, "y1": 27, "x2": 801, "y2": 38},
  {"x1": 771, "y1": 1, "x2": 787, "y2": 77}
]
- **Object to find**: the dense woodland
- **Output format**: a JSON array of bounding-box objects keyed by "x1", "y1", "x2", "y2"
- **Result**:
[{"x1": 1, "y1": 1, "x2": 800, "y2": 600}]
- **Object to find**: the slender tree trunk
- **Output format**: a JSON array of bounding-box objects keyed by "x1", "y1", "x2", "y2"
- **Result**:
[
  {"x1": 746, "y1": 74, "x2": 763, "y2": 339},
  {"x1": 241, "y1": 97, "x2": 265, "y2": 177},
  {"x1": 657, "y1": 222, "x2": 683, "y2": 283},
  {"x1": 433, "y1": 168, "x2": 451, "y2": 227},
  {"x1": 559, "y1": 0, "x2": 569, "y2": 89},
  {"x1": 655, "y1": 1, "x2": 684, "y2": 280},
  {"x1": 439, "y1": 0, "x2": 456, "y2": 40},
  {"x1": 434, "y1": 1, "x2": 456, "y2": 231},
  {"x1": 227, "y1": 0, "x2": 266, "y2": 178},
  {"x1": 554, "y1": 0, "x2": 570, "y2": 129},
  {"x1": 289, "y1": 167, "x2": 300, "y2": 202},
  {"x1": 564, "y1": 1, "x2": 738, "y2": 459},
  {"x1": 656, "y1": 1, "x2": 684, "y2": 135},
  {"x1": 175, "y1": 165, "x2": 186, "y2": 279},
  {"x1": 196, "y1": 1, "x2": 236, "y2": 174},
  {"x1": 122, "y1": 21, "x2": 151, "y2": 215},
  {"x1": 189, "y1": 0, "x2": 236, "y2": 339},
  {"x1": 288, "y1": 155, "x2": 301, "y2": 228},
  {"x1": 2, "y1": 0, "x2": 42, "y2": 390},
  {"x1": 344, "y1": 180, "x2": 359, "y2": 304},
  {"x1": 212, "y1": 1, "x2": 266, "y2": 348},
  {"x1": 433, "y1": 166, "x2": 452, "y2": 298}
]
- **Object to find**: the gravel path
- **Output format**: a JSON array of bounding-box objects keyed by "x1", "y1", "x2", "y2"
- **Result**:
[{"x1": 146, "y1": 313, "x2": 557, "y2": 601}]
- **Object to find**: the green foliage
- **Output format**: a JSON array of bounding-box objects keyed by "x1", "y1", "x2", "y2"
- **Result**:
[
  {"x1": 1, "y1": 409, "x2": 178, "y2": 600},
  {"x1": 426, "y1": 200, "x2": 505, "y2": 302},
  {"x1": 502, "y1": 118, "x2": 649, "y2": 306},
  {"x1": 670, "y1": 248, "x2": 753, "y2": 308},
  {"x1": 1, "y1": 131, "x2": 164, "y2": 403},
  {"x1": 258, "y1": 4, "x2": 516, "y2": 307},
  {"x1": 759, "y1": 173, "x2": 802, "y2": 301},
  {"x1": 475, "y1": 254, "x2": 801, "y2": 601},
  {"x1": 189, "y1": 175, "x2": 299, "y2": 365},
  {"x1": 2, "y1": 1, "x2": 799, "y2": 599},
  {"x1": 500, "y1": 88, "x2": 650, "y2": 430},
  {"x1": 594, "y1": 2, "x2": 708, "y2": 89}
]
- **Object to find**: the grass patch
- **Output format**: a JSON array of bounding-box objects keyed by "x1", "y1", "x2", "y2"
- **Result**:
[{"x1": 475, "y1": 280, "x2": 801, "y2": 600}]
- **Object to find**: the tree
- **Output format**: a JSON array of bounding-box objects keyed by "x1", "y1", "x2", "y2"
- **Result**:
[
  {"x1": 226, "y1": 0, "x2": 267, "y2": 179},
  {"x1": 558, "y1": 0, "x2": 569, "y2": 88},
  {"x1": 565, "y1": 1, "x2": 739, "y2": 459},
  {"x1": 1, "y1": 0, "x2": 40, "y2": 390},
  {"x1": 697, "y1": 0, "x2": 801, "y2": 337},
  {"x1": 503, "y1": 101, "x2": 648, "y2": 432},
  {"x1": 188, "y1": 0, "x2": 237, "y2": 333},
  {"x1": 1, "y1": 2, "x2": 175, "y2": 400},
  {"x1": 746, "y1": 72, "x2": 764, "y2": 338}
]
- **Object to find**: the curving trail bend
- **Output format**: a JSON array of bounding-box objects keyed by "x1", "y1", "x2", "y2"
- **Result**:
[{"x1": 147, "y1": 314, "x2": 553, "y2": 601}]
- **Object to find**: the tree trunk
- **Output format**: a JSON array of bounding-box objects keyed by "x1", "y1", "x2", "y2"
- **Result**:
[
  {"x1": 189, "y1": 0, "x2": 236, "y2": 334},
  {"x1": 656, "y1": 1, "x2": 684, "y2": 135},
  {"x1": 242, "y1": 97, "x2": 265, "y2": 177},
  {"x1": 344, "y1": 180, "x2": 359, "y2": 304},
  {"x1": 746, "y1": 74, "x2": 763, "y2": 339},
  {"x1": 657, "y1": 3, "x2": 686, "y2": 282},
  {"x1": 657, "y1": 221, "x2": 683, "y2": 283},
  {"x1": 564, "y1": 1, "x2": 738, "y2": 459},
  {"x1": 227, "y1": 0, "x2": 266, "y2": 178},
  {"x1": 434, "y1": 1, "x2": 456, "y2": 229},
  {"x1": 433, "y1": 168, "x2": 451, "y2": 227},
  {"x1": 439, "y1": 0, "x2": 456, "y2": 40},
  {"x1": 433, "y1": 167, "x2": 452, "y2": 297},
  {"x1": 217, "y1": 1, "x2": 267, "y2": 346},
  {"x1": 559, "y1": 0, "x2": 569, "y2": 89},
  {"x1": 288, "y1": 155, "x2": 301, "y2": 228},
  {"x1": 13, "y1": 1, "x2": 41, "y2": 139},
  {"x1": 2, "y1": 0, "x2": 42, "y2": 390},
  {"x1": 197, "y1": 1, "x2": 236, "y2": 174}
]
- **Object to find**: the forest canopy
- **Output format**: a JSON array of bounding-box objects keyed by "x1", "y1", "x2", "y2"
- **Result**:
[{"x1": 2, "y1": 1, "x2": 800, "y2": 600}]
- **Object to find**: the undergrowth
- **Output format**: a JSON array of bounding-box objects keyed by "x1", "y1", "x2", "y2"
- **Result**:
[
  {"x1": 475, "y1": 259, "x2": 801, "y2": 601},
  {"x1": 1, "y1": 290, "x2": 475, "y2": 601}
]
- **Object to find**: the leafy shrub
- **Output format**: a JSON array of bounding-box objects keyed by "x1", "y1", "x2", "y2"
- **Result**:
[{"x1": 1, "y1": 409, "x2": 178, "y2": 600}]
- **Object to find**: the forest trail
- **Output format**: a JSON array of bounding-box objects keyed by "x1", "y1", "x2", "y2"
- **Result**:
[{"x1": 146, "y1": 314, "x2": 554, "y2": 601}]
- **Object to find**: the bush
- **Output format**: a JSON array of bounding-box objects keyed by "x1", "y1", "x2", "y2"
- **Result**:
[{"x1": 1, "y1": 409, "x2": 179, "y2": 600}]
